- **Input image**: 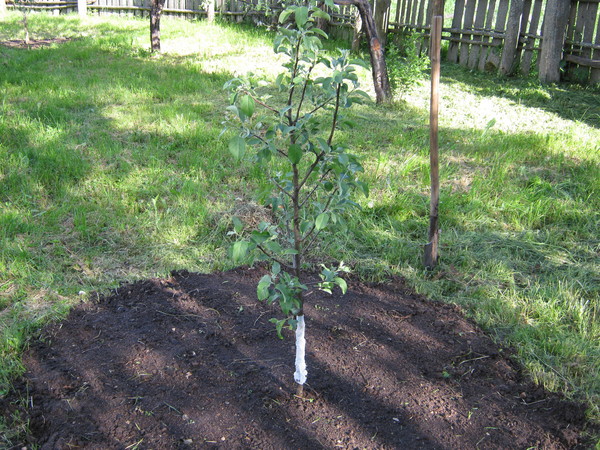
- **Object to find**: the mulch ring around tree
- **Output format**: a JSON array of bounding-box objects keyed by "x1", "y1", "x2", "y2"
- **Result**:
[
  {"x1": 1, "y1": 267, "x2": 595, "y2": 449},
  {"x1": 0, "y1": 37, "x2": 72, "y2": 49}
]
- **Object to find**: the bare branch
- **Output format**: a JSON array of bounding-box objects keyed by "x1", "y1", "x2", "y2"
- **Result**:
[{"x1": 256, "y1": 244, "x2": 294, "y2": 270}]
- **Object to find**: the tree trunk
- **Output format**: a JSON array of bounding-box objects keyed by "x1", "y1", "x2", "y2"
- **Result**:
[
  {"x1": 0, "y1": 0, "x2": 7, "y2": 18},
  {"x1": 335, "y1": 0, "x2": 392, "y2": 103},
  {"x1": 374, "y1": 0, "x2": 390, "y2": 49},
  {"x1": 150, "y1": 0, "x2": 166, "y2": 53},
  {"x1": 351, "y1": 8, "x2": 363, "y2": 53}
]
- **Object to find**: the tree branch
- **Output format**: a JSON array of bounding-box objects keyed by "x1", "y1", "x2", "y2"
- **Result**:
[{"x1": 256, "y1": 243, "x2": 294, "y2": 270}]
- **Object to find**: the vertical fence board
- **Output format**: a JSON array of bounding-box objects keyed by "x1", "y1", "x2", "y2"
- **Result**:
[
  {"x1": 478, "y1": 0, "x2": 496, "y2": 70},
  {"x1": 591, "y1": 11, "x2": 600, "y2": 83},
  {"x1": 468, "y1": 0, "x2": 489, "y2": 69},
  {"x1": 447, "y1": 0, "x2": 465, "y2": 62},
  {"x1": 513, "y1": 0, "x2": 532, "y2": 65},
  {"x1": 409, "y1": 0, "x2": 419, "y2": 26},
  {"x1": 499, "y1": 0, "x2": 524, "y2": 74},
  {"x1": 486, "y1": 0, "x2": 509, "y2": 69},
  {"x1": 459, "y1": 0, "x2": 477, "y2": 66},
  {"x1": 520, "y1": 0, "x2": 542, "y2": 74},
  {"x1": 394, "y1": 0, "x2": 403, "y2": 25},
  {"x1": 414, "y1": 0, "x2": 426, "y2": 51}
]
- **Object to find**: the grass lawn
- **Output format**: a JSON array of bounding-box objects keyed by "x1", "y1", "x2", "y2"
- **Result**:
[{"x1": 0, "y1": 11, "x2": 598, "y2": 440}]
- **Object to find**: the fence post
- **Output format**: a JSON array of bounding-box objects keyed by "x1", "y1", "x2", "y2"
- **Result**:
[
  {"x1": 0, "y1": 0, "x2": 6, "y2": 17},
  {"x1": 424, "y1": 14, "x2": 442, "y2": 269},
  {"x1": 538, "y1": 0, "x2": 570, "y2": 83},
  {"x1": 78, "y1": 0, "x2": 88, "y2": 16},
  {"x1": 499, "y1": 0, "x2": 524, "y2": 75}
]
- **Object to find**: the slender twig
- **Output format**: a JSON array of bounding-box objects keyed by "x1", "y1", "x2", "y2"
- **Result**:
[
  {"x1": 301, "y1": 188, "x2": 338, "y2": 247},
  {"x1": 327, "y1": 84, "x2": 342, "y2": 146},
  {"x1": 286, "y1": 37, "x2": 304, "y2": 126},
  {"x1": 256, "y1": 244, "x2": 294, "y2": 270},
  {"x1": 294, "y1": 61, "x2": 317, "y2": 123},
  {"x1": 307, "y1": 96, "x2": 336, "y2": 116},
  {"x1": 270, "y1": 176, "x2": 294, "y2": 200},
  {"x1": 299, "y1": 169, "x2": 332, "y2": 208},
  {"x1": 245, "y1": 91, "x2": 280, "y2": 115},
  {"x1": 298, "y1": 152, "x2": 325, "y2": 192}
]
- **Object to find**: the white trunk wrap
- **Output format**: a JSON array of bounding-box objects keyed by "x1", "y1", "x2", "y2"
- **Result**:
[{"x1": 294, "y1": 315, "x2": 307, "y2": 385}]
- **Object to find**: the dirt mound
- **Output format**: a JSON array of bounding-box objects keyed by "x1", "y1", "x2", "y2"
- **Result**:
[{"x1": 1, "y1": 267, "x2": 593, "y2": 449}]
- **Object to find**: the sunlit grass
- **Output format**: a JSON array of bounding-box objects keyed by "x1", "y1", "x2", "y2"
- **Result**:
[{"x1": 0, "y1": 13, "x2": 599, "y2": 443}]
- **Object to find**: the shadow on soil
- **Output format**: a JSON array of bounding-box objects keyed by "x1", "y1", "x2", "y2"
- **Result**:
[{"x1": 1, "y1": 268, "x2": 593, "y2": 448}]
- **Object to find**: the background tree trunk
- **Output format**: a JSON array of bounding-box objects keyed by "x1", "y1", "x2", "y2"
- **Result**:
[
  {"x1": 374, "y1": 0, "x2": 390, "y2": 49},
  {"x1": 351, "y1": 8, "x2": 363, "y2": 53},
  {"x1": 336, "y1": 0, "x2": 392, "y2": 103},
  {"x1": 0, "y1": 0, "x2": 7, "y2": 18},
  {"x1": 150, "y1": 0, "x2": 166, "y2": 53}
]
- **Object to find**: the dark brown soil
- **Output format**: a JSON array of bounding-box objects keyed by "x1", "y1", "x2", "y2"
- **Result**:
[{"x1": 1, "y1": 267, "x2": 594, "y2": 449}]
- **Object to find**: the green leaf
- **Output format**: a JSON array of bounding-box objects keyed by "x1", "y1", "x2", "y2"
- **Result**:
[
  {"x1": 271, "y1": 262, "x2": 281, "y2": 276},
  {"x1": 315, "y1": 212, "x2": 329, "y2": 230},
  {"x1": 257, "y1": 275, "x2": 272, "y2": 301},
  {"x1": 288, "y1": 144, "x2": 302, "y2": 164},
  {"x1": 229, "y1": 136, "x2": 246, "y2": 161},
  {"x1": 250, "y1": 230, "x2": 270, "y2": 245},
  {"x1": 295, "y1": 6, "x2": 309, "y2": 28},
  {"x1": 270, "y1": 318, "x2": 286, "y2": 339},
  {"x1": 232, "y1": 216, "x2": 243, "y2": 234},
  {"x1": 279, "y1": 8, "x2": 294, "y2": 24},
  {"x1": 334, "y1": 277, "x2": 348, "y2": 294},
  {"x1": 310, "y1": 27, "x2": 329, "y2": 39},
  {"x1": 239, "y1": 95, "x2": 255, "y2": 118},
  {"x1": 311, "y1": 9, "x2": 331, "y2": 22},
  {"x1": 232, "y1": 241, "x2": 249, "y2": 263}
]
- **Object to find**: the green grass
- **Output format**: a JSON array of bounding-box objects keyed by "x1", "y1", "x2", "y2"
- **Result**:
[{"x1": 0, "y1": 11, "x2": 599, "y2": 442}]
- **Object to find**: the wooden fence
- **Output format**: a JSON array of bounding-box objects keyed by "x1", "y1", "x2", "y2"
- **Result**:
[
  {"x1": 4, "y1": 0, "x2": 599, "y2": 84},
  {"x1": 392, "y1": 0, "x2": 600, "y2": 84}
]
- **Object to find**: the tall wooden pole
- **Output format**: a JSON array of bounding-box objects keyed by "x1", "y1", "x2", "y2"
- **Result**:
[{"x1": 424, "y1": 15, "x2": 442, "y2": 269}]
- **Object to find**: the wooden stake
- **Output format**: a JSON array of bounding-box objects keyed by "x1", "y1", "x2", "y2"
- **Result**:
[{"x1": 424, "y1": 15, "x2": 442, "y2": 269}]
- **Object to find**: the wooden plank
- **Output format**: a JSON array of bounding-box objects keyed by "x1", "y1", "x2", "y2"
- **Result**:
[
  {"x1": 421, "y1": 0, "x2": 434, "y2": 53},
  {"x1": 400, "y1": 0, "x2": 411, "y2": 27},
  {"x1": 513, "y1": 0, "x2": 532, "y2": 64},
  {"x1": 410, "y1": 0, "x2": 419, "y2": 25},
  {"x1": 499, "y1": 0, "x2": 524, "y2": 75},
  {"x1": 468, "y1": 0, "x2": 489, "y2": 69},
  {"x1": 447, "y1": 0, "x2": 465, "y2": 62},
  {"x1": 591, "y1": 10, "x2": 600, "y2": 82},
  {"x1": 568, "y1": 1, "x2": 590, "y2": 79},
  {"x1": 415, "y1": 0, "x2": 427, "y2": 52},
  {"x1": 520, "y1": 0, "x2": 543, "y2": 74},
  {"x1": 478, "y1": 0, "x2": 497, "y2": 70},
  {"x1": 565, "y1": 54, "x2": 600, "y2": 68},
  {"x1": 394, "y1": 0, "x2": 403, "y2": 24},
  {"x1": 459, "y1": 0, "x2": 477, "y2": 66},
  {"x1": 539, "y1": 0, "x2": 571, "y2": 82}
]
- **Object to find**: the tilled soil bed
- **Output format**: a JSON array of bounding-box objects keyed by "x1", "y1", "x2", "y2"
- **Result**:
[{"x1": 1, "y1": 267, "x2": 594, "y2": 449}]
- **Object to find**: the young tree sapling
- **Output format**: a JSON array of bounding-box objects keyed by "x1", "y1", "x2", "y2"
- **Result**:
[{"x1": 223, "y1": 1, "x2": 369, "y2": 394}]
